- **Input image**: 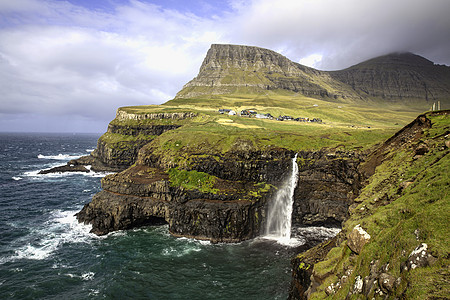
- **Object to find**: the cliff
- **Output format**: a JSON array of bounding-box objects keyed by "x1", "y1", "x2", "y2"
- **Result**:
[
  {"x1": 75, "y1": 105, "x2": 376, "y2": 242},
  {"x1": 173, "y1": 44, "x2": 359, "y2": 101},
  {"x1": 289, "y1": 111, "x2": 449, "y2": 299}
]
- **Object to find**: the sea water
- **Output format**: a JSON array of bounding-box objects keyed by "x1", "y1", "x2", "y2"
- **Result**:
[{"x1": 0, "y1": 133, "x2": 339, "y2": 299}]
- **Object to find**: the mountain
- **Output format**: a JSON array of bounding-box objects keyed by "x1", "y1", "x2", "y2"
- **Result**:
[
  {"x1": 330, "y1": 52, "x2": 450, "y2": 103},
  {"x1": 173, "y1": 44, "x2": 450, "y2": 108},
  {"x1": 174, "y1": 44, "x2": 359, "y2": 100}
]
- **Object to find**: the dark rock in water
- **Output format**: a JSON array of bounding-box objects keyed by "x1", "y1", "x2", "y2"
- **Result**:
[
  {"x1": 76, "y1": 164, "x2": 274, "y2": 242},
  {"x1": 39, "y1": 164, "x2": 90, "y2": 174}
]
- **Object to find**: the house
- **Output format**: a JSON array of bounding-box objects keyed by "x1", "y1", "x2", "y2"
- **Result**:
[
  {"x1": 219, "y1": 109, "x2": 231, "y2": 114},
  {"x1": 240, "y1": 110, "x2": 250, "y2": 116}
]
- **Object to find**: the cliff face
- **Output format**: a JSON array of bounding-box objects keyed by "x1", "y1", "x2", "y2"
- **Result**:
[
  {"x1": 76, "y1": 148, "x2": 292, "y2": 242},
  {"x1": 289, "y1": 111, "x2": 449, "y2": 299},
  {"x1": 75, "y1": 108, "x2": 367, "y2": 242},
  {"x1": 175, "y1": 44, "x2": 356, "y2": 100},
  {"x1": 292, "y1": 150, "x2": 364, "y2": 227}
]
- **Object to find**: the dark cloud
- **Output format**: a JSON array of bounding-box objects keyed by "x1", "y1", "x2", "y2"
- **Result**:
[{"x1": 228, "y1": 0, "x2": 450, "y2": 69}]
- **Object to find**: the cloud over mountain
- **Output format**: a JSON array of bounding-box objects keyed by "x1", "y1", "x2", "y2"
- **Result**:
[{"x1": 0, "y1": 0, "x2": 449, "y2": 132}]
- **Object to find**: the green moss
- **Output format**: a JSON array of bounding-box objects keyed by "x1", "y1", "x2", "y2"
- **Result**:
[
  {"x1": 298, "y1": 262, "x2": 311, "y2": 271},
  {"x1": 168, "y1": 168, "x2": 219, "y2": 194}
]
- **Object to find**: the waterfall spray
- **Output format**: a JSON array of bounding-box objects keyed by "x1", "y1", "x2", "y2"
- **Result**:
[{"x1": 265, "y1": 154, "x2": 299, "y2": 245}]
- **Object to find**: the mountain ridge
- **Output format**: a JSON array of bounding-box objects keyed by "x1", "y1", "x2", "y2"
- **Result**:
[{"x1": 173, "y1": 44, "x2": 450, "y2": 107}]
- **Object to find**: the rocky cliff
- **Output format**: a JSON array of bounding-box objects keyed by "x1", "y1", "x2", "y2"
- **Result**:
[
  {"x1": 76, "y1": 144, "x2": 294, "y2": 242},
  {"x1": 292, "y1": 150, "x2": 364, "y2": 227},
  {"x1": 289, "y1": 111, "x2": 449, "y2": 299},
  {"x1": 174, "y1": 44, "x2": 357, "y2": 100},
  {"x1": 75, "y1": 106, "x2": 369, "y2": 243}
]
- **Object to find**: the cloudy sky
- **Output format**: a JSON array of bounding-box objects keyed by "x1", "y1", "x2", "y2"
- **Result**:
[{"x1": 1, "y1": 0, "x2": 449, "y2": 132}]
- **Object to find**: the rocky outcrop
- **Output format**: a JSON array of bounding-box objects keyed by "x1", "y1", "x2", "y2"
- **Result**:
[
  {"x1": 38, "y1": 164, "x2": 90, "y2": 174},
  {"x1": 76, "y1": 161, "x2": 279, "y2": 242},
  {"x1": 347, "y1": 224, "x2": 371, "y2": 254},
  {"x1": 292, "y1": 150, "x2": 364, "y2": 227}
]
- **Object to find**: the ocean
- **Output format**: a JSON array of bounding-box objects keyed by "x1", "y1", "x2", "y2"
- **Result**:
[{"x1": 0, "y1": 133, "x2": 339, "y2": 299}]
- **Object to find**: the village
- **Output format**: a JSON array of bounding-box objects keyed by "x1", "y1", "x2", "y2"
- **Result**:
[{"x1": 218, "y1": 108, "x2": 323, "y2": 123}]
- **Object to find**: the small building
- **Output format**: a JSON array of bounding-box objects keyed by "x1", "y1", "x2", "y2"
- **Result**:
[
  {"x1": 228, "y1": 110, "x2": 236, "y2": 116},
  {"x1": 219, "y1": 109, "x2": 231, "y2": 114}
]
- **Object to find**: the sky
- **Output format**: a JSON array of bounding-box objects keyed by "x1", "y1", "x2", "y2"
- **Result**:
[{"x1": 1, "y1": 0, "x2": 449, "y2": 132}]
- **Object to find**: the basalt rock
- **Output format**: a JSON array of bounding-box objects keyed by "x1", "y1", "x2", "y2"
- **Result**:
[
  {"x1": 292, "y1": 150, "x2": 364, "y2": 227},
  {"x1": 76, "y1": 164, "x2": 277, "y2": 242}
]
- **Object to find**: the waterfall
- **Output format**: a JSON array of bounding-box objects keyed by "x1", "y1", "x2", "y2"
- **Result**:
[{"x1": 265, "y1": 154, "x2": 299, "y2": 245}]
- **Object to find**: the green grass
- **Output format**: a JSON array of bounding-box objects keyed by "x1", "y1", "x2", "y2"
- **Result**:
[
  {"x1": 168, "y1": 168, "x2": 218, "y2": 194},
  {"x1": 109, "y1": 96, "x2": 428, "y2": 171},
  {"x1": 306, "y1": 113, "x2": 450, "y2": 299}
]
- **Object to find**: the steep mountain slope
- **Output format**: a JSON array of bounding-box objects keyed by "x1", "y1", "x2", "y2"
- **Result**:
[
  {"x1": 330, "y1": 52, "x2": 450, "y2": 104},
  {"x1": 173, "y1": 44, "x2": 359, "y2": 101},
  {"x1": 171, "y1": 44, "x2": 450, "y2": 110}
]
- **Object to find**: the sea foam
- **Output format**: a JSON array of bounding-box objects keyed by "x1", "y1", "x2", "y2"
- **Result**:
[
  {"x1": 1, "y1": 210, "x2": 98, "y2": 264},
  {"x1": 37, "y1": 154, "x2": 81, "y2": 160}
]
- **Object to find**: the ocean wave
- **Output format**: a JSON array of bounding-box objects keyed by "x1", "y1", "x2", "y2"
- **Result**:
[
  {"x1": 86, "y1": 149, "x2": 95, "y2": 152},
  {"x1": 0, "y1": 210, "x2": 99, "y2": 264},
  {"x1": 65, "y1": 271, "x2": 95, "y2": 281},
  {"x1": 161, "y1": 244, "x2": 202, "y2": 257},
  {"x1": 37, "y1": 154, "x2": 81, "y2": 160},
  {"x1": 12, "y1": 176, "x2": 22, "y2": 181}
]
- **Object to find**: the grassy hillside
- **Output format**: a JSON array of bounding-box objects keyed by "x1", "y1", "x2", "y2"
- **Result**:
[{"x1": 294, "y1": 112, "x2": 449, "y2": 299}]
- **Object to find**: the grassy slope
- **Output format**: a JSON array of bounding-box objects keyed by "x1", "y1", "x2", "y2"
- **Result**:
[
  {"x1": 117, "y1": 92, "x2": 427, "y2": 158},
  {"x1": 305, "y1": 113, "x2": 449, "y2": 299}
]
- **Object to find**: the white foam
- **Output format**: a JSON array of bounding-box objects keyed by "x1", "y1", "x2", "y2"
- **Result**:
[
  {"x1": 86, "y1": 149, "x2": 95, "y2": 152},
  {"x1": 1, "y1": 210, "x2": 99, "y2": 264},
  {"x1": 263, "y1": 234, "x2": 305, "y2": 247},
  {"x1": 24, "y1": 168, "x2": 112, "y2": 180},
  {"x1": 161, "y1": 243, "x2": 202, "y2": 257},
  {"x1": 12, "y1": 176, "x2": 22, "y2": 181},
  {"x1": 81, "y1": 272, "x2": 95, "y2": 281},
  {"x1": 37, "y1": 154, "x2": 81, "y2": 160}
]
